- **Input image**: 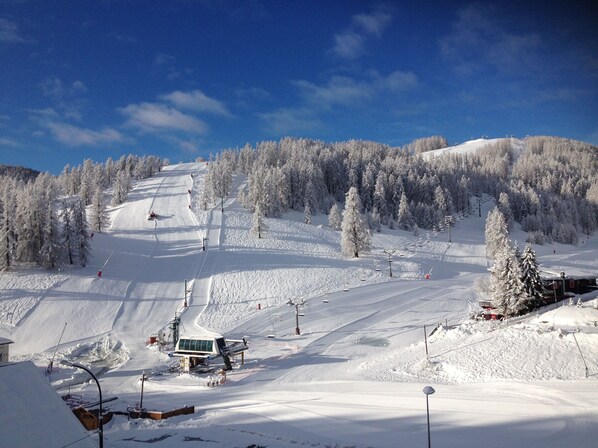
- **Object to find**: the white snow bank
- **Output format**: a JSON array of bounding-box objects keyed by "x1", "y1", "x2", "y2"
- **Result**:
[{"x1": 360, "y1": 302, "x2": 598, "y2": 384}]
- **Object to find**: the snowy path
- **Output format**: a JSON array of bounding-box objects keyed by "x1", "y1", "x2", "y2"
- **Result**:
[{"x1": 228, "y1": 277, "x2": 472, "y2": 386}]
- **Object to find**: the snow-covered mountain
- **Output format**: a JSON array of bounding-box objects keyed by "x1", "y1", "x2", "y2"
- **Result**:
[{"x1": 1, "y1": 156, "x2": 597, "y2": 448}]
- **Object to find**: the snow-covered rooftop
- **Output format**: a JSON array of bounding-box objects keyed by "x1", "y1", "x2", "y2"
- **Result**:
[{"x1": 0, "y1": 361, "x2": 96, "y2": 448}]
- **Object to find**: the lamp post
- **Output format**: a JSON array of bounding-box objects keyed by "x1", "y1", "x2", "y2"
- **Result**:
[
  {"x1": 61, "y1": 360, "x2": 103, "y2": 448},
  {"x1": 423, "y1": 385, "x2": 435, "y2": 448}
]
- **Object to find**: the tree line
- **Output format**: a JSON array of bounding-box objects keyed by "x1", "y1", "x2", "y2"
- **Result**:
[
  {"x1": 0, "y1": 155, "x2": 164, "y2": 270},
  {"x1": 200, "y1": 136, "x2": 597, "y2": 257}
]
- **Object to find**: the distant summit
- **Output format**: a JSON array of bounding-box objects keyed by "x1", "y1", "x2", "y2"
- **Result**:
[{"x1": 0, "y1": 164, "x2": 40, "y2": 183}]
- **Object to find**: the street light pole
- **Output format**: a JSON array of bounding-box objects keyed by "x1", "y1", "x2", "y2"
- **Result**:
[
  {"x1": 61, "y1": 361, "x2": 103, "y2": 448},
  {"x1": 423, "y1": 386, "x2": 435, "y2": 448}
]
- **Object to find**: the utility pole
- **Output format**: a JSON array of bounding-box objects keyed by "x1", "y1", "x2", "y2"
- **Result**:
[
  {"x1": 478, "y1": 197, "x2": 482, "y2": 217},
  {"x1": 382, "y1": 249, "x2": 397, "y2": 278},
  {"x1": 444, "y1": 215, "x2": 454, "y2": 243},
  {"x1": 183, "y1": 280, "x2": 189, "y2": 307},
  {"x1": 287, "y1": 299, "x2": 305, "y2": 335},
  {"x1": 139, "y1": 371, "x2": 147, "y2": 409}
]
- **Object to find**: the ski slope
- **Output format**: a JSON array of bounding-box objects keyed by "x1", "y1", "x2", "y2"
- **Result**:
[{"x1": 1, "y1": 156, "x2": 598, "y2": 448}]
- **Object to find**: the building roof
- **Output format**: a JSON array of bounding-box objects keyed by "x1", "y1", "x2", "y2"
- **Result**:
[
  {"x1": 0, "y1": 336, "x2": 14, "y2": 345},
  {"x1": 0, "y1": 361, "x2": 96, "y2": 448},
  {"x1": 179, "y1": 329, "x2": 223, "y2": 339}
]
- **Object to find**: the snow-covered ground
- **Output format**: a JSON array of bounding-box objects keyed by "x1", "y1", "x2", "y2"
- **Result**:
[{"x1": 1, "y1": 154, "x2": 598, "y2": 447}]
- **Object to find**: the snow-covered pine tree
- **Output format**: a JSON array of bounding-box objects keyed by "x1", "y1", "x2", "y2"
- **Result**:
[
  {"x1": 111, "y1": 169, "x2": 129, "y2": 206},
  {"x1": 434, "y1": 185, "x2": 450, "y2": 228},
  {"x1": 79, "y1": 159, "x2": 95, "y2": 205},
  {"x1": 372, "y1": 173, "x2": 388, "y2": 224},
  {"x1": 456, "y1": 175, "x2": 471, "y2": 215},
  {"x1": 369, "y1": 209, "x2": 381, "y2": 232},
  {"x1": 15, "y1": 183, "x2": 41, "y2": 263},
  {"x1": 90, "y1": 188, "x2": 110, "y2": 233},
  {"x1": 490, "y1": 241, "x2": 526, "y2": 317},
  {"x1": 0, "y1": 178, "x2": 17, "y2": 270},
  {"x1": 519, "y1": 244, "x2": 544, "y2": 311},
  {"x1": 72, "y1": 198, "x2": 90, "y2": 267},
  {"x1": 497, "y1": 192, "x2": 514, "y2": 230},
  {"x1": 304, "y1": 201, "x2": 312, "y2": 224},
  {"x1": 396, "y1": 192, "x2": 414, "y2": 231},
  {"x1": 0, "y1": 197, "x2": 9, "y2": 270},
  {"x1": 360, "y1": 163, "x2": 376, "y2": 213},
  {"x1": 328, "y1": 203, "x2": 342, "y2": 230},
  {"x1": 104, "y1": 157, "x2": 115, "y2": 185},
  {"x1": 209, "y1": 154, "x2": 233, "y2": 211},
  {"x1": 264, "y1": 168, "x2": 283, "y2": 217},
  {"x1": 341, "y1": 187, "x2": 371, "y2": 258},
  {"x1": 251, "y1": 203, "x2": 266, "y2": 238},
  {"x1": 485, "y1": 207, "x2": 509, "y2": 259},
  {"x1": 39, "y1": 198, "x2": 61, "y2": 269},
  {"x1": 200, "y1": 184, "x2": 211, "y2": 210},
  {"x1": 61, "y1": 199, "x2": 74, "y2": 265}
]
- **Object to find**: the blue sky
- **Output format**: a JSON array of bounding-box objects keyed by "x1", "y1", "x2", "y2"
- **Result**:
[{"x1": 1, "y1": 0, "x2": 596, "y2": 174}]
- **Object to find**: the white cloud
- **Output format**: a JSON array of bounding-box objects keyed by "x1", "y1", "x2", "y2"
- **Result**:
[
  {"x1": 153, "y1": 53, "x2": 175, "y2": 66},
  {"x1": 293, "y1": 76, "x2": 374, "y2": 108},
  {"x1": 263, "y1": 70, "x2": 418, "y2": 134},
  {"x1": 440, "y1": 4, "x2": 543, "y2": 75},
  {"x1": 0, "y1": 17, "x2": 27, "y2": 43},
  {"x1": 109, "y1": 32, "x2": 137, "y2": 44},
  {"x1": 40, "y1": 77, "x2": 64, "y2": 99},
  {"x1": 353, "y1": 10, "x2": 392, "y2": 37},
  {"x1": 39, "y1": 78, "x2": 87, "y2": 120},
  {"x1": 375, "y1": 70, "x2": 418, "y2": 91},
  {"x1": 332, "y1": 31, "x2": 365, "y2": 60},
  {"x1": 293, "y1": 71, "x2": 418, "y2": 109},
  {"x1": 160, "y1": 90, "x2": 230, "y2": 116},
  {"x1": 28, "y1": 107, "x2": 61, "y2": 119},
  {"x1": 45, "y1": 122, "x2": 124, "y2": 146},
  {"x1": 71, "y1": 80, "x2": 88, "y2": 93},
  {"x1": 40, "y1": 77, "x2": 87, "y2": 97},
  {"x1": 259, "y1": 108, "x2": 321, "y2": 135},
  {"x1": 120, "y1": 102, "x2": 207, "y2": 134},
  {"x1": 236, "y1": 86, "x2": 272, "y2": 102},
  {"x1": 332, "y1": 8, "x2": 393, "y2": 59},
  {"x1": 0, "y1": 137, "x2": 20, "y2": 147}
]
